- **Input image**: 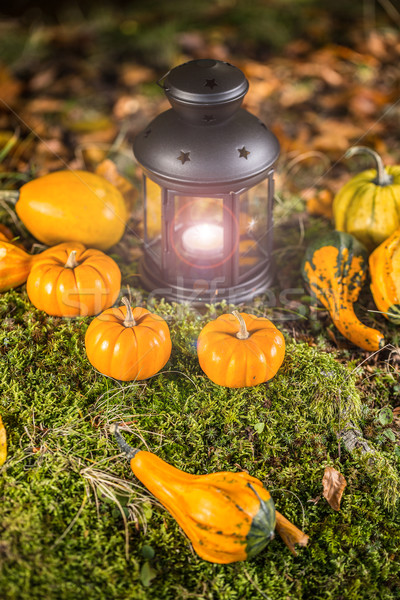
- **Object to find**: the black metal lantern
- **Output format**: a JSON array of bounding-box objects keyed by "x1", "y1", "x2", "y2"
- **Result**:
[{"x1": 133, "y1": 59, "x2": 280, "y2": 304}]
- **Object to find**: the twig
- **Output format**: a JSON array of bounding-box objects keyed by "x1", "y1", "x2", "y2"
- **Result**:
[{"x1": 340, "y1": 422, "x2": 375, "y2": 457}]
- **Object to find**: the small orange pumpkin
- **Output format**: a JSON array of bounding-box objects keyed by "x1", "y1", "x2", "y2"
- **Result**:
[
  {"x1": 197, "y1": 311, "x2": 285, "y2": 388},
  {"x1": 26, "y1": 242, "x2": 121, "y2": 316},
  {"x1": 85, "y1": 298, "x2": 172, "y2": 381}
]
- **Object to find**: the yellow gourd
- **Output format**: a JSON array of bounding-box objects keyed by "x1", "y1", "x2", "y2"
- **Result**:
[
  {"x1": 333, "y1": 147, "x2": 400, "y2": 251},
  {"x1": 14, "y1": 170, "x2": 128, "y2": 250}
]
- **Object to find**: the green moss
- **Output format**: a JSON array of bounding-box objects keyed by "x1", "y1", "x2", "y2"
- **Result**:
[{"x1": 0, "y1": 287, "x2": 399, "y2": 600}]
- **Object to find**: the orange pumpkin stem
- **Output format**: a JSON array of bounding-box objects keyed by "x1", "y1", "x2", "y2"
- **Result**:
[
  {"x1": 232, "y1": 310, "x2": 249, "y2": 340},
  {"x1": 345, "y1": 146, "x2": 392, "y2": 186},
  {"x1": 275, "y1": 510, "x2": 309, "y2": 556},
  {"x1": 64, "y1": 250, "x2": 79, "y2": 269},
  {"x1": 121, "y1": 297, "x2": 136, "y2": 327}
]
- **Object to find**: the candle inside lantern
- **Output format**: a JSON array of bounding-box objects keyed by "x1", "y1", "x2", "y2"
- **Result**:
[{"x1": 181, "y1": 223, "x2": 224, "y2": 257}]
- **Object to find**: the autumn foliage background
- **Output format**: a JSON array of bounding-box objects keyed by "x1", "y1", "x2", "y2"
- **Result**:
[{"x1": 0, "y1": 1, "x2": 400, "y2": 599}]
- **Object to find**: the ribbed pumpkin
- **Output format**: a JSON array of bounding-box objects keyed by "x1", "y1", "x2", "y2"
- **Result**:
[
  {"x1": 111, "y1": 424, "x2": 308, "y2": 563},
  {"x1": 85, "y1": 298, "x2": 171, "y2": 381},
  {"x1": 197, "y1": 311, "x2": 285, "y2": 388},
  {"x1": 302, "y1": 231, "x2": 384, "y2": 351},
  {"x1": 333, "y1": 146, "x2": 400, "y2": 251},
  {"x1": 15, "y1": 170, "x2": 127, "y2": 250},
  {"x1": 369, "y1": 229, "x2": 400, "y2": 323},
  {"x1": 26, "y1": 242, "x2": 121, "y2": 316}
]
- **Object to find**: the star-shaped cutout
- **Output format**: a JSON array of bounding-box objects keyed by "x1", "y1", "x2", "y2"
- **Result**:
[
  {"x1": 238, "y1": 146, "x2": 250, "y2": 159},
  {"x1": 177, "y1": 151, "x2": 191, "y2": 164},
  {"x1": 144, "y1": 129, "x2": 152, "y2": 138},
  {"x1": 202, "y1": 114, "x2": 216, "y2": 123},
  {"x1": 204, "y1": 78, "x2": 218, "y2": 89}
]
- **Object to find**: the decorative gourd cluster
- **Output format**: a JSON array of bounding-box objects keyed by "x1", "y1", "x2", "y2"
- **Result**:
[
  {"x1": 1, "y1": 166, "x2": 298, "y2": 565},
  {"x1": 303, "y1": 145, "x2": 400, "y2": 351}
]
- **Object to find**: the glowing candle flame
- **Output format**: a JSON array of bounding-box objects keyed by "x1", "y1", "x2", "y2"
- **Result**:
[{"x1": 181, "y1": 223, "x2": 224, "y2": 257}]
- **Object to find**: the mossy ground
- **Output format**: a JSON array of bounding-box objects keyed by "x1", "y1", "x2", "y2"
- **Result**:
[{"x1": 1, "y1": 211, "x2": 400, "y2": 599}]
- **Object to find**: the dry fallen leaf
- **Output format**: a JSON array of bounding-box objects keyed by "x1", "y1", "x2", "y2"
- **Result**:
[
  {"x1": 0, "y1": 414, "x2": 7, "y2": 467},
  {"x1": 304, "y1": 188, "x2": 333, "y2": 219},
  {"x1": 322, "y1": 466, "x2": 347, "y2": 511},
  {"x1": 0, "y1": 64, "x2": 22, "y2": 108}
]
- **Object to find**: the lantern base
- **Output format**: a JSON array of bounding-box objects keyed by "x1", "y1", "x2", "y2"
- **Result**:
[{"x1": 139, "y1": 258, "x2": 275, "y2": 305}]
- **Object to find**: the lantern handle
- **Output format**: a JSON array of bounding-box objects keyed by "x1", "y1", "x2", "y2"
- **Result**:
[{"x1": 156, "y1": 69, "x2": 172, "y2": 92}]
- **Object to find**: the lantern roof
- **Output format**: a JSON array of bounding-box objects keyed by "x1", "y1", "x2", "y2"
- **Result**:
[
  {"x1": 133, "y1": 59, "x2": 280, "y2": 193},
  {"x1": 162, "y1": 59, "x2": 249, "y2": 106}
]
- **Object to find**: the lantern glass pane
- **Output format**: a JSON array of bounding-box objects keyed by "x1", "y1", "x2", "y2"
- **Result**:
[
  {"x1": 238, "y1": 180, "x2": 270, "y2": 278},
  {"x1": 144, "y1": 176, "x2": 162, "y2": 264},
  {"x1": 172, "y1": 196, "x2": 224, "y2": 262}
]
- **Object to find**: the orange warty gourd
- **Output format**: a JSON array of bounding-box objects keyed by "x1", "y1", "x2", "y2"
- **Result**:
[
  {"x1": 197, "y1": 311, "x2": 285, "y2": 388},
  {"x1": 302, "y1": 231, "x2": 384, "y2": 351},
  {"x1": 15, "y1": 170, "x2": 127, "y2": 250},
  {"x1": 85, "y1": 298, "x2": 171, "y2": 381},
  {"x1": 369, "y1": 229, "x2": 400, "y2": 324},
  {"x1": 111, "y1": 424, "x2": 309, "y2": 563},
  {"x1": 26, "y1": 242, "x2": 121, "y2": 317}
]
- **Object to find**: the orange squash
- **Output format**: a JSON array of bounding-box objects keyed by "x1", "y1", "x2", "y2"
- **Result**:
[
  {"x1": 0, "y1": 414, "x2": 6, "y2": 467},
  {"x1": 85, "y1": 298, "x2": 171, "y2": 381},
  {"x1": 197, "y1": 311, "x2": 285, "y2": 388},
  {"x1": 369, "y1": 229, "x2": 400, "y2": 323},
  {"x1": 302, "y1": 231, "x2": 384, "y2": 351},
  {"x1": 26, "y1": 242, "x2": 121, "y2": 317},
  {"x1": 0, "y1": 240, "x2": 34, "y2": 291},
  {"x1": 111, "y1": 423, "x2": 308, "y2": 563},
  {"x1": 15, "y1": 170, "x2": 127, "y2": 251},
  {"x1": 0, "y1": 224, "x2": 16, "y2": 243}
]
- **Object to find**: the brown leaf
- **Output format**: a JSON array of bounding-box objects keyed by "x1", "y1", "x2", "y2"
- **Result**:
[
  {"x1": 120, "y1": 64, "x2": 156, "y2": 87},
  {"x1": 313, "y1": 119, "x2": 365, "y2": 153},
  {"x1": 304, "y1": 188, "x2": 333, "y2": 219},
  {"x1": 113, "y1": 95, "x2": 141, "y2": 120},
  {"x1": 275, "y1": 510, "x2": 309, "y2": 556},
  {"x1": 25, "y1": 97, "x2": 65, "y2": 114},
  {"x1": 0, "y1": 414, "x2": 7, "y2": 467},
  {"x1": 322, "y1": 466, "x2": 347, "y2": 511},
  {"x1": 0, "y1": 64, "x2": 22, "y2": 108},
  {"x1": 95, "y1": 159, "x2": 137, "y2": 214}
]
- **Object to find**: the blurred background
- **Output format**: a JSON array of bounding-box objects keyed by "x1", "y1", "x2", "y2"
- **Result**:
[{"x1": 0, "y1": 0, "x2": 399, "y2": 213}]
